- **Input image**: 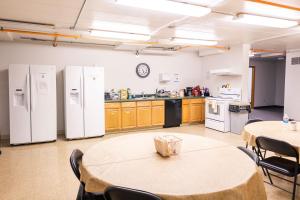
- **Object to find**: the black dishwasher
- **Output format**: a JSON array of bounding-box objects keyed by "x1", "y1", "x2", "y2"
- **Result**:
[{"x1": 163, "y1": 99, "x2": 182, "y2": 128}]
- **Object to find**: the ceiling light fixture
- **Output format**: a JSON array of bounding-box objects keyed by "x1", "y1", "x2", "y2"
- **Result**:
[
  {"x1": 235, "y1": 13, "x2": 298, "y2": 28},
  {"x1": 244, "y1": 1, "x2": 300, "y2": 20},
  {"x1": 115, "y1": 0, "x2": 211, "y2": 17},
  {"x1": 171, "y1": 38, "x2": 218, "y2": 46},
  {"x1": 175, "y1": 30, "x2": 219, "y2": 40},
  {"x1": 90, "y1": 30, "x2": 151, "y2": 41},
  {"x1": 92, "y1": 21, "x2": 150, "y2": 35}
]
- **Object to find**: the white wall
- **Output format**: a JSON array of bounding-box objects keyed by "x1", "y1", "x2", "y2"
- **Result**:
[
  {"x1": 0, "y1": 41, "x2": 202, "y2": 137},
  {"x1": 250, "y1": 59, "x2": 285, "y2": 107},
  {"x1": 200, "y1": 44, "x2": 250, "y2": 102},
  {"x1": 274, "y1": 60, "x2": 286, "y2": 106},
  {"x1": 285, "y1": 51, "x2": 300, "y2": 120}
]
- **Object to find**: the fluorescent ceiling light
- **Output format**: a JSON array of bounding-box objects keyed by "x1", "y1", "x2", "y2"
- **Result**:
[
  {"x1": 172, "y1": 38, "x2": 218, "y2": 46},
  {"x1": 235, "y1": 13, "x2": 298, "y2": 28},
  {"x1": 186, "y1": 0, "x2": 225, "y2": 7},
  {"x1": 90, "y1": 30, "x2": 150, "y2": 41},
  {"x1": 175, "y1": 30, "x2": 218, "y2": 40},
  {"x1": 92, "y1": 21, "x2": 150, "y2": 35},
  {"x1": 115, "y1": 0, "x2": 211, "y2": 17},
  {"x1": 244, "y1": 1, "x2": 300, "y2": 20}
]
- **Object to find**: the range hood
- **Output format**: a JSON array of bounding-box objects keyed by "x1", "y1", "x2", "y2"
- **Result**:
[{"x1": 209, "y1": 68, "x2": 241, "y2": 76}]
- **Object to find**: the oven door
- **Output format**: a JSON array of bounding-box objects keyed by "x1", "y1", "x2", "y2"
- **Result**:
[{"x1": 205, "y1": 100, "x2": 225, "y2": 122}]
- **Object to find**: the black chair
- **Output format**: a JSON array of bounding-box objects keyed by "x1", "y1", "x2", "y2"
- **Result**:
[
  {"x1": 237, "y1": 146, "x2": 259, "y2": 165},
  {"x1": 256, "y1": 136, "x2": 300, "y2": 200},
  {"x1": 70, "y1": 149, "x2": 105, "y2": 200},
  {"x1": 104, "y1": 186, "x2": 162, "y2": 200}
]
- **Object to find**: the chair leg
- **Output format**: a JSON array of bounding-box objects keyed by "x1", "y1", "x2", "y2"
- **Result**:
[
  {"x1": 292, "y1": 175, "x2": 298, "y2": 200},
  {"x1": 263, "y1": 150, "x2": 267, "y2": 158},
  {"x1": 266, "y1": 169, "x2": 273, "y2": 185},
  {"x1": 245, "y1": 142, "x2": 248, "y2": 148}
]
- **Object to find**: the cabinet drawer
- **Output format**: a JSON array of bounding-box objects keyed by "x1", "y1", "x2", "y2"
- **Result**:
[
  {"x1": 105, "y1": 103, "x2": 121, "y2": 109},
  {"x1": 190, "y1": 98, "x2": 204, "y2": 104},
  {"x1": 182, "y1": 99, "x2": 190, "y2": 105},
  {"x1": 121, "y1": 102, "x2": 136, "y2": 108},
  {"x1": 152, "y1": 100, "x2": 165, "y2": 106},
  {"x1": 137, "y1": 101, "x2": 151, "y2": 107}
]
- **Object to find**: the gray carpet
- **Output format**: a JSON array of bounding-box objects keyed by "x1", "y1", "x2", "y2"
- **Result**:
[{"x1": 249, "y1": 107, "x2": 284, "y2": 121}]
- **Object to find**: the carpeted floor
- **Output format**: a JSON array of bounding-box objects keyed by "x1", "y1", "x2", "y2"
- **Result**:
[{"x1": 249, "y1": 106, "x2": 284, "y2": 121}]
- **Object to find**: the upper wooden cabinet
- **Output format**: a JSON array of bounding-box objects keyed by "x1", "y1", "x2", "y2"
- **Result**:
[
  {"x1": 137, "y1": 101, "x2": 152, "y2": 127},
  {"x1": 182, "y1": 98, "x2": 205, "y2": 123},
  {"x1": 151, "y1": 101, "x2": 165, "y2": 126},
  {"x1": 121, "y1": 102, "x2": 137, "y2": 129},
  {"x1": 105, "y1": 103, "x2": 121, "y2": 131}
]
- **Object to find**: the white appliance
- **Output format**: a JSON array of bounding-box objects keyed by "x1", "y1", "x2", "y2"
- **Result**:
[
  {"x1": 9, "y1": 64, "x2": 57, "y2": 145},
  {"x1": 205, "y1": 88, "x2": 241, "y2": 132},
  {"x1": 64, "y1": 66, "x2": 105, "y2": 139}
]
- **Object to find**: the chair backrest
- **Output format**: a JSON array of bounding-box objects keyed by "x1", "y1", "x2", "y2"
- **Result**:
[
  {"x1": 70, "y1": 149, "x2": 84, "y2": 181},
  {"x1": 237, "y1": 146, "x2": 259, "y2": 164},
  {"x1": 256, "y1": 136, "x2": 299, "y2": 161},
  {"x1": 246, "y1": 119, "x2": 263, "y2": 125},
  {"x1": 104, "y1": 186, "x2": 162, "y2": 200}
]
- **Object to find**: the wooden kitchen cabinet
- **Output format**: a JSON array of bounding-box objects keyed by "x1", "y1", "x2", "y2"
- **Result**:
[
  {"x1": 121, "y1": 102, "x2": 137, "y2": 129},
  {"x1": 151, "y1": 101, "x2": 165, "y2": 126},
  {"x1": 182, "y1": 98, "x2": 205, "y2": 123},
  {"x1": 105, "y1": 103, "x2": 121, "y2": 131},
  {"x1": 137, "y1": 101, "x2": 152, "y2": 127},
  {"x1": 182, "y1": 99, "x2": 190, "y2": 123}
]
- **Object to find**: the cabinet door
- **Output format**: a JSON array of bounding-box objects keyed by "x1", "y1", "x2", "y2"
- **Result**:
[
  {"x1": 105, "y1": 108, "x2": 121, "y2": 131},
  {"x1": 182, "y1": 104, "x2": 190, "y2": 123},
  {"x1": 151, "y1": 106, "x2": 165, "y2": 126},
  {"x1": 190, "y1": 103, "x2": 202, "y2": 122},
  {"x1": 201, "y1": 103, "x2": 205, "y2": 121},
  {"x1": 122, "y1": 107, "x2": 136, "y2": 129},
  {"x1": 137, "y1": 106, "x2": 152, "y2": 127}
]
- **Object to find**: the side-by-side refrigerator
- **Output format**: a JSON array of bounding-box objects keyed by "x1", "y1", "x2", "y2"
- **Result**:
[
  {"x1": 9, "y1": 64, "x2": 57, "y2": 145},
  {"x1": 64, "y1": 66, "x2": 104, "y2": 139}
]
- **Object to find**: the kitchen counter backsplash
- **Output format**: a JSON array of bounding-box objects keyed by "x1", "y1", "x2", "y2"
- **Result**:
[{"x1": 105, "y1": 96, "x2": 206, "y2": 103}]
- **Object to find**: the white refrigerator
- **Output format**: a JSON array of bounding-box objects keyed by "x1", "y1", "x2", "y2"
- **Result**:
[
  {"x1": 9, "y1": 64, "x2": 57, "y2": 145},
  {"x1": 64, "y1": 66, "x2": 105, "y2": 139}
]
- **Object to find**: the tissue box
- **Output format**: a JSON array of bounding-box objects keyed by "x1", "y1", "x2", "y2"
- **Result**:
[{"x1": 154, "y1": 135, "x2": 182, "y2": 157}]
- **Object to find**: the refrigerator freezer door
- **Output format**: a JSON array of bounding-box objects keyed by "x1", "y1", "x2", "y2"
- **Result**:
[
  {"x1": 83, "y1": 66, "x2": 105, "y2": 137},
  {"x1": 64, "y1": 66, "x2": 84, "y2": 139},
  {"x1": 30, "y1": 65, "x2": 57, "y2": 143},
  {"x1": 9, "y1": 64, "x2": 31, "y2": 144}
]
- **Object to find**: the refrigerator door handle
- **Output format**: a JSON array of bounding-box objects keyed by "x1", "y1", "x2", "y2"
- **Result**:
[
  {"x1": 80, "y1": 75, "x2": 84, "y2": 108},
  {"x1": 30, "y1": 73, "x2": 36, "y2": 112},
  {"x1": 26, "y1": 73, "x2": 30, "y2": 111}
]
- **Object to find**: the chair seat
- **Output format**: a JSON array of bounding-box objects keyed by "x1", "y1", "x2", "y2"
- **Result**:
[{"x1": 259, "y1": 156, "x2": 300, "y2": 176}]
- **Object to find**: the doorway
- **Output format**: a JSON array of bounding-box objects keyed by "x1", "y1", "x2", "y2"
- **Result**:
[{"x1": 248, "y1": 57, "x2": 286, "y2": 121}]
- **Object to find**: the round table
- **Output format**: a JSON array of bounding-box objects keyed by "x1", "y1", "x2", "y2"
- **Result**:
[
  {"x1": 242, "y1": 121, "x2": 300, "y2": 151},
  {"x1": 80, "y1": 132, "x2": 267, "y2": 200}
]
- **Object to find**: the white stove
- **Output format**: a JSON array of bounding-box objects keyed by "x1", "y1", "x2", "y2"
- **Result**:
[{"x1": 205, "y1": 88, "x2": 241, "y2": 132}]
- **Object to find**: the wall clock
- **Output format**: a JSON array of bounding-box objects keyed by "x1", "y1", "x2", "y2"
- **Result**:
[{"x1": 136, "y1": 63, "x2": 150, "y2": 78}]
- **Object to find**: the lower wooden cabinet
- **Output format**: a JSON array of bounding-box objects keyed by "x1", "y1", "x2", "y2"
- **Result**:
[
  {"x1": 105, "y1": 103, "x2": 121, "y2": 131},
  {"x1": 137, "y1": 101, "x2": 152, "y2": 127},
  {"x1": 182, "y1": 98, "x2": 205, "y2": 123},
  {"x1": 121, "y1": 102, "x2": 137, "y2": 129},
  {"x1": 182, "y1": 100, "x2": 190, "y2": 123},
  {"x1": 151, "y1": 101, "x2": 165, "y2": 126}
]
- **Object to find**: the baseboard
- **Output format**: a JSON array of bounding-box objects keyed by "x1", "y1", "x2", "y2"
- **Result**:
[
  {"x1": 0, "y1": 130, "x2": 66, "y2": 141},
  {"x1": 254, "y1": 105, "x2": 284, "y2": 109}
]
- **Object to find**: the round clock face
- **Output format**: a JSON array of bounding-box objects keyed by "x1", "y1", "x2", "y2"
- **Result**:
[{"x1": 136, "y1": 63, "x2": 150, "y2": 78}]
